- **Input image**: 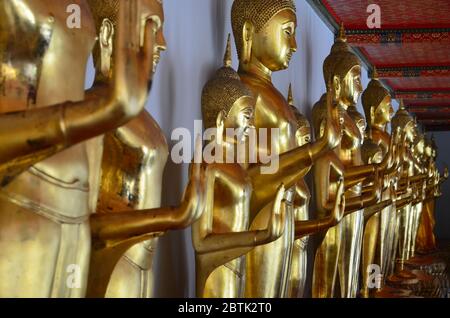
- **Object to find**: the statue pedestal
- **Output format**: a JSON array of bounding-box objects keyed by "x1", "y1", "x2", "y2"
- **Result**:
[{"x1": 404, "y1": 254, "x2": 448, "y2": 298}]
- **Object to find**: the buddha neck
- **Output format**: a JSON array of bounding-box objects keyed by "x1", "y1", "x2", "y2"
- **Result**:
[
  {"x1": 238, "y1": 58, "x2": 273, "y2": 84},
  {"x1": 92, "y1": 55, "x2": 114, "y2": 86},
  {"x1": 370, "y1": 121, "x2": 387, "y2": 132},
  {"x1": 214, "y1": 139, "x2": 249, "y2": 169}
]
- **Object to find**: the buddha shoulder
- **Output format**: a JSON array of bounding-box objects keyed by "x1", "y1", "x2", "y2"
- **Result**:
[
  {"x1": 208, "y1": 163, "x2": 250, "y2": 189},
  {"x1": 371, "y1": 128, "x2": 390, "y2": 148},
  {"x1": 114, "y1": 110, "x2": 169, "y2": 158},
  {"x1": 2, "y1": 1, "x2": 95, "y2": 44}
]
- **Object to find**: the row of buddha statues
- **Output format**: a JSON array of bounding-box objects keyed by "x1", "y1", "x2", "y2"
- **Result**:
[{"x1": 0, "y1": 0, "x2": 447, "y2": 298}]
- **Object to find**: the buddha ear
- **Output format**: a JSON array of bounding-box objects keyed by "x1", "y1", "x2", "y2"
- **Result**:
[
  {"x1": 215, "y1": 110, "x2": 227, "y2": 145},
  {"x1": 332, "y1": 75, "x2": 341, "y2": 101},
  {"x1": 319, "y1": 119, "x2": 326, "y2": 138},
  {"x1": 99, "y1": 18, "x2": 114, "y2": 77},
  {"x1": 370, "y1": 106, "x2": 376, "y2": 125},
  {"x1": 242, "y1": 21, "x2": 254, "y2": 64}
]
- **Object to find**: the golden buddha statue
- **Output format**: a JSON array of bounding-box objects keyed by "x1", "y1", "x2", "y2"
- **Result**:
[
  {"x1": 231, "y1": 0, "x2": 343, "y2": 298},
  {"x1": 194, "y1": 47, "x2": 287, "y2": 298},
  {"x1": 415, "y1": 137, "x2": 439, "y2": 254},
  {"x1": 287, "y1": 86, "x2": 345, "y2": 298},
  {"x1": 85, "y1": 0, "x2": 205, "y2": 298},
  {"x1": 0, "y1": 0, "x2": 159, "y2": 297},
  {"x1": 360, "y1": 74, "x2": 395, "y2": 297},
  {"x1": 387, "y1": 101, "x2": 420, "y2": 289},
  {"x1": 408, "y1": 131, "x2": 427, "y2": 259},
  {"x1": 311, "y1": 24, "x2": 383, "y2": 298}
]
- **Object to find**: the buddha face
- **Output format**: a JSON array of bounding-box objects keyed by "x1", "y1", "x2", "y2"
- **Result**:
[
  {"x1": 95, "y1": 0, "x2": 167, "y2": 78},
  {"x1": 425, "y1": 144, "x2": 432, "y2": 157},
  {"x1": 404, "y1": 122, "x2": 416, "y2": 143},
  {"x1": 414, "y1": 138, "x2": 425, "y2": 156},
  {"x1": 225, "y1": 96, "x2": 255, "y2": 143},
  {"x1": 355, "y1": 118, "x2": 366, "y2": 138},
  {"x1": 251, "y1": 9, "x2": 297, "y2": 71},
  {"x1": 340, "y1": 65, "x2": 363, "y2": 106},
  {"x1": 374, "y1": 95, "x2": 393, "y2": 126},
  {"x1": 370, "y1": 150, "x2": 383, "y2": 164},
  {"x1": 139, "y1": 0, "x2": 167, "y2": 74},
  {"x1": 295, "y1": 126, "x2": 311, "y2": 147}
]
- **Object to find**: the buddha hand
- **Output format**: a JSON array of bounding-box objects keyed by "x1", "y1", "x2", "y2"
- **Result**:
[
  {"x1": 178, "y1": 136, "x2": 206, "y2": 227},
  {"x1": 390, "y1": 180, "x2": 398, "y2": 204},
  {"x1": 261, "y1": 184, "x2": 286, "y2": 244},
  {"x1": 112, "y1": 0, "x2": 158, "y2": 119},
  {"x1": 330, "y1": 177, "x2": 345, "y2": 225},
  {"x1": 323, "y1": 87, "x2": 342, "y2": 149}
]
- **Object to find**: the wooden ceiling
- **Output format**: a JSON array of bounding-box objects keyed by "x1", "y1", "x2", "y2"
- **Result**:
[{"x1": 307, "y1": 0, "x2": 450, "y2": 131}]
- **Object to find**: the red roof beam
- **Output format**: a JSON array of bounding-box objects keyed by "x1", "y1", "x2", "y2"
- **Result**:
[
  {"x1": 394, "y1": 91, "x2": 450, "y2": 99},
  {"x1": 374, "y1": 66, "x2": 450, "y2": 78},
  {"x1": 345, "y1": 30, "x2": 450, "y2": 45}
]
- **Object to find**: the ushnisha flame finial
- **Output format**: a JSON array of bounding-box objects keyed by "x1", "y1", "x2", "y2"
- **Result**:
[
  {"x1": 223, "y1": 34, "x2": 232, "y2": 68},
  {"x1": 337, "y1": 22, "x2": 347, "y2": 42},
  {"x1": 372, "y1": 66, "x2": 379, "y2": 80}
]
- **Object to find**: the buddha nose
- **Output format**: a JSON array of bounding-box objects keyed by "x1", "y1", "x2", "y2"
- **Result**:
[
  {"x1": 290, "y1": 36, "x2": 298, "y2": 52},
  {"x1": 157, "y1": 29, "x2": 167, "y2": 52}
]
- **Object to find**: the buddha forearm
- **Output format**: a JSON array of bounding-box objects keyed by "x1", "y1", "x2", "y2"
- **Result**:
[
  {"x1": 295, "y1": 217, "x2": 335, "y2": 239},
  {"x1": 249, "y1": 144, "x2": 312, "y2": 213},
  {"x1": 90, "y1": 205, "x2": 189, "y2": 246},
  {"x1": 344, "y1": 190, "x2": 378, "y2": 215},
  {"x1": 194, "y1": 230, "x2": 271, "y2": 255},
  {"x1": 396, "y1": 195, "x2": 413, "y2": 209},
  {"x1": 363, "y1": 199, "x2": 392, "y2": 222},
  {"x1": 344, "y1": 164, "x2": 376, "y2": 183},
  {"x1": 409, "y1": 174, "x2": 427, "y2": 183},
  {"x1": 345, "y1": 176, "x2": 367, "y2": 189},
  {"x1": 0, "y1": 93, "x2": 134, "y2": 186}
]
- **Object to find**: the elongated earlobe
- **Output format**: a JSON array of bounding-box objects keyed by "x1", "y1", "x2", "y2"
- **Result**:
[
  {"x1": 241, "y1": 21, "x2": 254, "y2": 64},
  {"x1": 99, "y1": 18, "x2": 114, "y2": 78},
  {"x1": 332, "y1": 75, "x2": 341, "y2": 101},
  {"x1": 216, "y1": 110, "x2": 227, "y2": 146},
  {"x1": 370, "y1": 107, "x2": 375, "y2": 126}
]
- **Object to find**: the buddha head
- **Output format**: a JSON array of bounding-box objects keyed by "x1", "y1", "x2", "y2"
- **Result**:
[
  {"x1": 391, "y1": 100, "x2": 416, "y2": 143},
  {"x1": 347, "y1": 105, "x2": 366, "y2": 142},
  {"x1": 202, "y1": 38, "x2": 255, "y2": 145},
  {"x1": 413, "y1": 125, "x2": 425, "y2": 158},
  {"x1": 88, "y1": 0, "x2": 167, "y2": 81},
  {"x1": 287, "y1": 85, "x2": 311, "y2": 147},
  {"x1": 323, "y1": 24, "x2": 362, "y2": 107},
  {"x1": 431, "y1": 135, "x2": 438, "y2": 159},
  {"x1": 231, "y1": 0, "x2": 297, "y2": 72},
  {"x1": 362, "y1": 69, "x2": 393, "y2": 129}
]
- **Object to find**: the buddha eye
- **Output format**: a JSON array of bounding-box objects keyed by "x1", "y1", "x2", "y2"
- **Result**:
[
  {"x1": 148, "y1": 15, "x2": 162, "y2": 32},
  {"x1": 284, "y1": 27, "x2": 293, "y2": 36}
]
